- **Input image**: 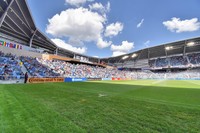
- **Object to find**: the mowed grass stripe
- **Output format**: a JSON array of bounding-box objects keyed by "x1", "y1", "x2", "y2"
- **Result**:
[
  {"x1": 0, "y1": 80, "x2": 200, "y2": 132},
  {"x1": 119, "y1": 81, "x2": 200, "y2": 108},
  {"x1": 0, "y1": 84, "x2": 86, "y2": 133},
  {"x1": 86, "y1": 80, "x2": 200, "y2": 108}
]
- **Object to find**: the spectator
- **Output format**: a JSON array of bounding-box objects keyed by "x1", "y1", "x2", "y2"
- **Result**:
[{"x1": 24, "y1": 72, "x2": 28, "y2": 83}]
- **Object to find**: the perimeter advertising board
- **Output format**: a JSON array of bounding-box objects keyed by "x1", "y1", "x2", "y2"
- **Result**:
[
  {"x1": 28, "y1": 77, "x2": 64, "y2": 83},
  {"x1": 87, "y1": 78, "x2": 102, "y2": 81},
  {"x1": 112, "y1": 78, "x2": 121, "y2": 81},
  {"x1": 64, "y1": 78, "x2": 87, "y2": 82}
]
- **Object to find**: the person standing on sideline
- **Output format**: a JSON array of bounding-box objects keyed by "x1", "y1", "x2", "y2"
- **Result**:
[{"x1": 24, "y1": 72, "x2": 28, "y2": 83}]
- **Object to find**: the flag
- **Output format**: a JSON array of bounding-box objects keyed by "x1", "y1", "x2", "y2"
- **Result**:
[
  {"x1": 16, "y1": 44, "x2": 19, "y2": 49},
  {"x1": 3, "y1": 41, "x2": 6, "y2": 46},
  {"x1": 0, "y1": 40, "x2": 3, "y2": 46},
  {"x1": 6, "y1": 42, "x2": 9, "y2": 47},
  {"x1": 20, "y1": 45, "x2": 22, "y2": 49},
  {"x1": 9, "y1": 43, "x2": 13, "y2": 48}
]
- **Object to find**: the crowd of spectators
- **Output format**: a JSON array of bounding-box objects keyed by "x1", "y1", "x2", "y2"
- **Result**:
[
  {"x1": 170, "y1": 56, "x2": 188, "y2": 67},
  {"x1": 1, "y1": 51, "x2": 200, "y2": 81},
  {"x1": 0, "y1": 51, "x2": 24, "y2": 80},
  {"x1": 37, "y1": 58, "x2": 200, "y2": 79},
  {"x1": 187, "y1": 53, "x2": 200, "y2": 65},
  {"x1": 149, "y1": 55, "x2": 196, "y2": 68},
  {"x1": 37, "y1": 58, "x2": 131, "y2": 78},
  {"x1": 20, "y1": 57, "x2": 60, "y2": 77},
  {"x1": 134, "y1": 69, "x2": 200, "y2": 79}
]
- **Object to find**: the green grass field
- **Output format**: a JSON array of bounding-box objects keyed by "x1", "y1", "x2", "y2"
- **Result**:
[{"x1": 0, "y1": 80, "x2": 200, "y2": 133}]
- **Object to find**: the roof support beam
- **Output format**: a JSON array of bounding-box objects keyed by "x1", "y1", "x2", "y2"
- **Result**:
[
  {"x1": 7, "y1": 14, "x2": 29, "y2": 37},
  {"x1": 15, "y1": 0, "x2": 32, "y2": 29},
  {"x1": 29, "y1": 29, "x2": 37, "y2": 47},
  {"x1": 2, "y1": 24, "x2": 28, "y2": 38},
  {"x1": 4, "y1": 20, "x2": 17, "y2": 32},
  {"x1": 164, "y1": 47, "x2": 167, "y2": 57},
  {"x1": 0, "y1": 6, "x2": 4, "y2": 12},
  {"x1": 55, "y1": 48, "x2": 58, "y2": 55},
  {"x1": 183, "y1": 45, "x2": 186, "y2": 56},
  {"x1": 0, "y1": 0, "x2": 14, "y2": 27},
  {"x1": 183, "y1": 41, "x2": 187, "y2": 56},
  {"x1": 10, "y1": 7, "x2": 31, "y2": 31},
  {"x1": 34, "y1": 34, "x2": 48, "y2": 45},
  {"x1": 0, "y1": 28, "x2": 29, "y2": 42}
]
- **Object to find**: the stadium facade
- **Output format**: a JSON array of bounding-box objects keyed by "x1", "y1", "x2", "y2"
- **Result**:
[{"x1": 0, "y1": 0, "x2": 200, "y2": 71}]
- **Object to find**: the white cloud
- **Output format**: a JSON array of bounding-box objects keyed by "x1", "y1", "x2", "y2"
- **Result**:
[
  {"x1": 89, "y1": 3, "x2": 104, "y2": 11},
  {"x1": 163, "y1": 17, "x2": 200, "y2": 33},
  {"x1": 65, "y1": 0, "x2": 93, "y2": 7},
  {"x1": 97, "y1": 37, "x2": 112, "y2": 48},
  {"x1": 46, "y1": 7, "x2": 116, "y2": 49},
  {"x1": 46, "y1": 8, "x2": 105, "y2": 42},
  {"x1": 89, "y1": 2, "x2": 111, "y2": 15},
  {"x1": 106, "y1": 2, "x2": 111, "y2": 12},
  {"x1": 111, "y1": 41, "x2": 134, "y2": 57},
  {"x1": 105, "y1": 22, "x2": 124, "y2": 37},
  {"x1": 137, "y1": 19, "x2": 144, "y2": 28},
  {"x1": 52, "y1": 38, "x2": 87, "y2": 54},
  {"x1": 144, "y1": 40, "x2": 150, "y2": 47},
  {"x1": 68, "y1": 37, "x2": 84, "y2": 46}
]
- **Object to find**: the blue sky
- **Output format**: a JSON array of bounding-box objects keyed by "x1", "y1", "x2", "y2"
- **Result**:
[{"x1": 27, "y1": 0, "x2": 200, "y2": 57}]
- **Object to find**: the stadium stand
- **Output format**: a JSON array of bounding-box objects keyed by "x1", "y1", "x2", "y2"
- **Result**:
[
  {"x1": 170, "y1": 56, "x2": 188, "y2": 67},
  {"x1": 1, "y1": 49, "x2": 200, "y2": 81},
  {"x1": 20, "y1": 56, "x2": 60, "y2": 78},
  {"x1": 188, "y1": 53, "x2": 200, "y2": 65},
  {"x1": 0, "y1": 51, "x2": 24, "y2": 80},
  {"x1": 34, "y1": 58, "x2": 131, "y2": 79}
]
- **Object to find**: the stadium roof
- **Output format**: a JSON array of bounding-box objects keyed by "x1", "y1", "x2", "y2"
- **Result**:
[
  {"x1": 0, "y1": 0, "x2": 94, "y2": 57},
  {"x1": 0, "y1": 0, "x2": 58, "y2": 52},
  {"x1": 101, "y1": 36, "x2": 200, "y2": 64}
]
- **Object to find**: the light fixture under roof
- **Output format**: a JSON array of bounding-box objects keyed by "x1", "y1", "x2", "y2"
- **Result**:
[
  {"x1": 187, "y1": 42, "x2": 195, "y2": 47},
  {"x1": 165, "y1": 46, "x2": 173, "y2": 50},
  {"x1": 132, "y1": 53, "x2": 137, "y2": 58},
  {"x1": 122, "y1": 55, "x2": 129, "y2": 60}
]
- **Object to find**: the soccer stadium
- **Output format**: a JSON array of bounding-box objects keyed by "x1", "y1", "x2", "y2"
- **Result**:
[{"x1": 0, "y1": 0, "x2": 200, "y2": 132}]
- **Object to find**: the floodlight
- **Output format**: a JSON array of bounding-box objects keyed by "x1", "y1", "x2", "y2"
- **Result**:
[
  {"x1": 165, "y1": 46, "x2": 173, "y2": 50},
  {"x1": 122, "y1": 56, "x2": 129, "y2": 60},
  {"x1": 187, "y1": 42, "x2": 195, "y2": 47},
  {"x1": 132, "y1": 53, "x2": 137, "y2": 58}
]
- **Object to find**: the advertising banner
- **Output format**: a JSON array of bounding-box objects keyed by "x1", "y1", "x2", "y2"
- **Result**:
[
  {"x1": 112, "y1": 78, "x2": 121, "y2": 81},
  {"x1": 28, "y1": 77, "x2": 64, "y2": 83},
  {"x1": 64, "y1": 78, "x2": 87, "y2": 82},
  {"x1": 121, "y1": 78, "x2": 132, "y2": 80},
  {"x1": 102, "y1": 78, "x2": 112, "y2": 81},
  {"x1": 87, "y1": 78, "x2": 102, "y2": 81}
]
